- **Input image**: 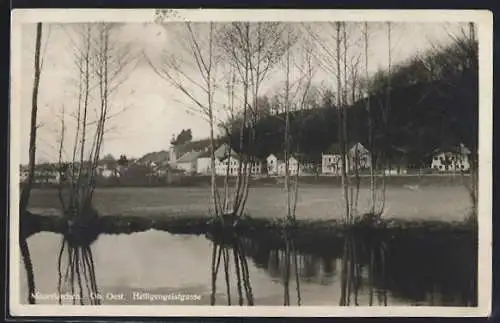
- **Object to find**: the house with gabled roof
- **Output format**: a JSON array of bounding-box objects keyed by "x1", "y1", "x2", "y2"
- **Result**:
[
  {"x1": 176, "y1": 150, "x2": 204, "y2": 174},
  {"x1": 169, "y1": 138, "x2": 222, "y2": 168},
  {"x1": 348, "y1": 142, "x2": 372, "y2": 172},
  {"x1": 196, "y1": 143, "x2": 239, "y2": 175}
]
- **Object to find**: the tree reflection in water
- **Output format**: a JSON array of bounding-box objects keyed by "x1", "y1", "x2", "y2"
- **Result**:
[
  {"x1": 232, "y1": 225, "x2": 476, "y2": 307},
  {"x1": 56, "y1": 206, "x2": 101, "y2": 305},
  {"x1": 209, "y1": 229, "x2": 254, "y2": 306}
]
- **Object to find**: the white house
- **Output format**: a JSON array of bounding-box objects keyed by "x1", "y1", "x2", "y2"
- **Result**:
[
  {"x1": 266, "y1": 154, "x2": 279, "y2": 176},
  {"x1": 196, "y1": 144, "x2": 240, "y2": 175},
  {"x1": 196, "y1": 152, "x2": 212, "y2": 175},
  {"x1": 267, "y1": 154, "x2": 299, "y2": 176},
  {"x1": 278, "y1": 156, "x2": 299, "y2": 176},
  {"x1": 249, "y1": 160, "x2": 264, "y2": 176},
  {"x1": 176, "y1": 151, "x2": 203, "y2": 174},
  {"x1": 101, "y1": 168, "x2": 117, "y2": 178},
  {"x1": 217, "y1": 155, "x2": 263, "y2": 176},
  {"x1": 96, "y1": 163, "x2": 120, "y2": 178},
  {"x1": 33, "y1": 165, "x2": 61, "y2": 184},
  {"x1": 431, "y1": 143, "x2": 471, "y2": 172},
  {"x1": 321, "y1": 142, "x2": 372, "y2": 175},
  {"x1": 322, "y1": 144, "x2": 344, "y2": 175}
]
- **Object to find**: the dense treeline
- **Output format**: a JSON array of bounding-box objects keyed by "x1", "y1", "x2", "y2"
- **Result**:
[{"x1": 225, "y1": 35, "x2": 478, "y2": 168}]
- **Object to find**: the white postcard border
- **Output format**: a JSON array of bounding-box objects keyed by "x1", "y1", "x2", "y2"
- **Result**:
[{"x1": 9, "y1": 8, "x2": 493, "y2": 317}]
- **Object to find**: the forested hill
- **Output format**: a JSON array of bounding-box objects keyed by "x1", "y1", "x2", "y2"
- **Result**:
[{"x1": 226, "y1": 38, "x2": 478, "y2": 167}]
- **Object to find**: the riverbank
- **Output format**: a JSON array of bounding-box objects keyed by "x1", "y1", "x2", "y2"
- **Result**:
[{"x1": 22, "y1": 210, "x2": 476, "y2": 248}]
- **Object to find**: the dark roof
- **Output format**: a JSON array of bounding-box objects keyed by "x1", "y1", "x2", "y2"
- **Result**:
[
  {"x1": 176, "y1": 150, "x2": 204, "y2": 163},
  {"x1": 137, "y1": 150, "x2": 170, "y2": 164},
  {"x1": 215, "y1": 144, "x2": 238, "y2": 160},
  {"x1": 173, "y1": 139, "x2": 222, "y2": 159}
]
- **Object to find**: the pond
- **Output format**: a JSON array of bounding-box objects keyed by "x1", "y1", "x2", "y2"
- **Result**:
[{"x1": 20, "y1": 228, "x2": 476, "y2": 306}]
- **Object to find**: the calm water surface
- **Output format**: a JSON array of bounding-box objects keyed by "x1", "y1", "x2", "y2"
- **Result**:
[{"x1": 20, "y1": 230, "x2": 475, "y2": 306}]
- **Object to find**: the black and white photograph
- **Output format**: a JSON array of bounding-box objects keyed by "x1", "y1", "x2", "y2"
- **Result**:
[{"x1": 9, "y1": 9, "x2": 492, "y2": 317}]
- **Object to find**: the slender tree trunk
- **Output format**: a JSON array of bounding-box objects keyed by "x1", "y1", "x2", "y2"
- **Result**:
[
  {"x1": 336, "y1": 22, "x2": 350, "y2": 222},
  {"x1": 364, "y1": 22, "x2": 376, "y2": 214},
  {"x1": 20, "y1": 22, "x2": 43, "y2": 211},
  {"x1": 284, "y1": 31, "x2": 292, "y2": 220},
  {"x1": 19, "y1": 22, "x2": 43, "y2": 305},
  {"x1": 379, "y1": 22, "x2": 392, "y2": 215}
]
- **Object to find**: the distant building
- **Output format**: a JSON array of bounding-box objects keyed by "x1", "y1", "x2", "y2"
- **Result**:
[
  {"x1": 322, "y1": 144, "x2": 344, "y2": 175},
  {"x1": 431, "y1": 143, "x2": 471, "y2": 172},
  {"x1": 321, "y1": 142, "x2": 372, "y2": 175},
  {"x1": 217, "y1": 154, "x2": 264, "y2": 176},
  {"x1": 266, "y1": 153, "x2": 299, "y2": 176},
  {"x1": 176, "y1": 150, "x2": 204, "y2": 174},
  {"x1": 169, "y1": 138, "x2": 221, "y2": 168},
  {"x1": 33, "y1": 163, "x2": 61, "y2": 184},
  {"x1": 196, "y1": 143, "x2": 238, "y2": 175},
  {"x1": 347, "y1": 142, "x2": 372, "y2": 172}
]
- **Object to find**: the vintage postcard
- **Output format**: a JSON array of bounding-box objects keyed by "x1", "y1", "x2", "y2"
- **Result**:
[{"x1": 9, "y1": 9, "x2": 492, "y2": 317}]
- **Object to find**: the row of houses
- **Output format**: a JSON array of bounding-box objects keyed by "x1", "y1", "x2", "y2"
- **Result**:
[
  {"x1": 165, "y1": 139, "x2": 473, "y2": 177},
  {"x1": 20, "y1": 140, "x2": 473, "y2": 184}
]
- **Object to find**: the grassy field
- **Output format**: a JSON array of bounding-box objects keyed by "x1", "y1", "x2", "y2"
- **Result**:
[{"x1": 27, "y1": 181, "x2": 472, "y2": 221}]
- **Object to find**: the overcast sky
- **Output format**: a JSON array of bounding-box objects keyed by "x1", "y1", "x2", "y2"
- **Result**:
[{"x1": 18, "y1": 20, "x2": 467, "y2": 164}]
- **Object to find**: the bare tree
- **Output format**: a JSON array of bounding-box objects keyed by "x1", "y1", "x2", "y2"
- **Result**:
[
  {"x1": 54, "y1": 23, "x2": 136, "y2": 305},
  {"x1": 19, "y1": 21, "x2": 43, "y2": 305},
  {"x1": 437, "y1": 23, "x2": 478, "y2": 218},
  {"x1": 376, "y1": 22, "x2": 392, "y2": 215},
  {"x1": 217, "y1": 22, "x2": 290, "y2": 219},
  {"x1": 305, "y1": 22, "x2": 368, "y2": 222},
  {"x1": 363, "y1": 22, "x2": 376, "y2": 215},
  {"x1": 145, "y1": 20, "x2": 236, "y2": 305}
]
